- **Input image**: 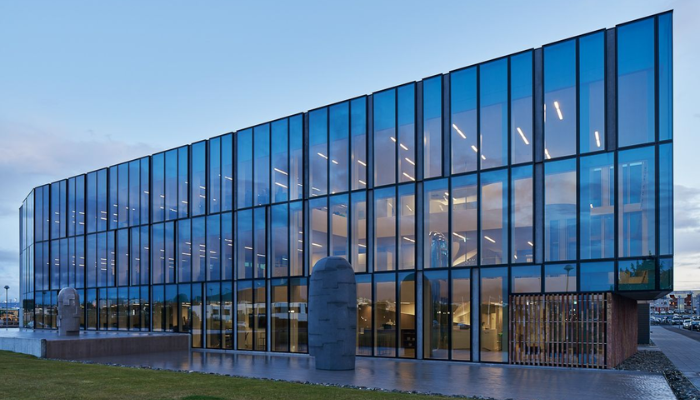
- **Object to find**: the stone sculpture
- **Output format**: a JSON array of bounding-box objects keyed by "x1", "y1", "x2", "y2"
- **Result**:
[
  {"x1": 57, "y1": 287, "x2": 80, "y2": 336},
  {"x1": 308, "y1": 257, "x2": 357, "y2": 370}
]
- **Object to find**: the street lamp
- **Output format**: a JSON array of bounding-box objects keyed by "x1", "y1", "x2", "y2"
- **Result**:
[
  {"x1": 563, "y1": 265, "x2": 574, "y2": 292},
  {"x1": 3, "y1": 285, "x2": 8, "y2": 329}
]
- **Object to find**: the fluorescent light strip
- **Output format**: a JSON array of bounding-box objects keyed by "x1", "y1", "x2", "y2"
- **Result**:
[
  {"x1": 554, "y1": 101, "x2": 563, "y2": 120},
  {"x1": 402, "y1": 236, "x2": 415, "y2": 243},
  {"x1": 400, "y1": 143, "x2": 408, "y2": 151},
  {"x1": 402, "y1": 172, "x2": 415, "y2": 181},
  {"x1": 544, "y1": 148, "x2": 551, "y2": 160},
  {"x1": 317, "y1": 152, "x2": 328, "y2": 159},
  {"x1": 471, "y1": 145, "x2": 478, "y2": 153},
  {"x1": 274, "y1": 168, "x2": 288, "y2": 175},
  {"x1": 484, "y1": 236, "x2": 496, "y2": 243},
  {"x1": 517, "y1": 127, "x2": 530, "y2": 145},
  {"x1": 452, "y1": 123, "x2": 467, "y2": 139},
  {"x1": 405, "y1": 157, "x2": 415, "y2": 166},
  {"x1": 595, "y1": 131, "x2": 601, "y2": 148},
  {"x1": 357, "y1": 160, "x2": 367, "y2": 167}
]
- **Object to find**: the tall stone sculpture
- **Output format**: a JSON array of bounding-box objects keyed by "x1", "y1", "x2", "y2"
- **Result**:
[
  {"x1": 308, "y1": 257, "x2": 357, "y2": 370},
  {"x1": 57, "y1": 287, "x2": 80, "y2": 336}
]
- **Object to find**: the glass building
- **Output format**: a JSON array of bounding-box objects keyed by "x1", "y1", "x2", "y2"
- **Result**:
[{"x1": 18, "y1": 12, "x2": 673, "y2": 368}]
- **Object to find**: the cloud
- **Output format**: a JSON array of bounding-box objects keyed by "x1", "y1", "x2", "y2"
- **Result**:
[{"x1": 674, "y1": 185, "x2": 700, "y2": 232}]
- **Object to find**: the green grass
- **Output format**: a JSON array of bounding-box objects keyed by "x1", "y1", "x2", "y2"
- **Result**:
[{"x1": 0, "y1": 351, "x2": 456, "y2": 400}]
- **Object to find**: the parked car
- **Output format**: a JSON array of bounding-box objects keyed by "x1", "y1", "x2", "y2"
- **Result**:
[
  {"x1": 691, "y1": 320, "x2": 700, "y2": 331},
  {"x1": 683, "y1": 319, "x2": 693, "y2": 329}
]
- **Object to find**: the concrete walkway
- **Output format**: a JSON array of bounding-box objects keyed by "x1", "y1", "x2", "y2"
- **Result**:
[
  {"x1": 70, "y1": 350, "x2": 675, "y2": 400},
  {"x1": 653, "y1": 326, "x2": 700, "y2": 390}
]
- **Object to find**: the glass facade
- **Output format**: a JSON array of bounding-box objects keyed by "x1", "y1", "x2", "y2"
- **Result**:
[{"x1": 18, "y1": 13, "x2": 672, "y2": 365}]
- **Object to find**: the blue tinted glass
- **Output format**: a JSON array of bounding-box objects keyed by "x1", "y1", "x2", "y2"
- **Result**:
[
  {"x1": 191, "y1": 142, "x2": 206, "y2": 216},
  {"x1": 222, "y1": 134, "x2": 234, "y2": 211},
  {"x1": 510, "y1": 52, "x2": 533, "y2": 164},
  {"x1": 152, "y1": 154, "x2": 165, "y2": 223},
  {"x1": 659, "y1": 258, "x2": 672, "y2": 290},
  {"x1": 374, "y1": 89, "x2": 396, "y2": 186},
  {"x1": 579, "y1": 32, "x2": 605, "y2": 153},
  {"x1": 271, "y1": 119, "x2": 289, "y2": 203},
  {"x1": 451, "y1": 174, "x2": 477, "y2": 267},
  {"x1": 165, "y1": 150, "x2": 178, "y2": 220},
  {"x1": 178, "y1": 219, "x2": 191, "y2": 282},
  {"x1": 309, "y1": 108, "x2": 328, "y2": 196},
  {"x1": 545, "y1": 263, "x2": 577, "y2": 292},
  {"x1": 618, "y1": 18, "x2": 655, "y2": 147},
  {"x1": 254, "y1": 207, "x2": 267, "y2": 279},
  {"x1": 117, "y1": 229, "x2": 128, "y2": 286},
  {"x1": 236, "y1": 128, "x2": 253, "y2": 208},
  {"x1": 51, "y1": 182, "x2": 60, "y2": 239},
  {"x1": 97, "y1": 169, "x2": 107, "y2": 232},
  {"x1": 236, "y1": 209, "x2": 253, "y2": 280},
  {"x1": 271, "y1": 204, "x2": 288, "y2": 278},
  {"x1": 152, "y1": 224, "x2": 164, "y2": 284},
  {"x1": 511, "y1": 165, "x2": 533, "y2": 263},
  {"x1": 398, "y1": 84, "x2": 416, "y2": 183},
  {"x1": 177, "y1": 147, "x2": 188, "y2": 218},
  {"x1": 659, "y1": 144, "x2": 672, "y2": 255},
  {"x1": 480, "y1": 59, "x2": 508, "y2": 169},
  {"x1": 659, "y1": 13, "x2": 673, "y2": 141},
  {"x1": 580, "y1": 261, "x2": 614, "y2": 292},
  {"x1": 480, "y1": 267, "x2": 508, "y2": 362},
  {"x1": 511, "y1": 265, "x2": 541, "y2": 293},
  {"x1": 329, "y1": 103, "x2": 349, "y2": 194},
  {"x1": 209, "y1": 137, "x2": 221, "y2": 213},
  {"x1": 545, "y1": 40, "x2": 576, "y2": 158},
  {"x1": 423, "y1": 179, "x2": 449, "y2": 269},
  {"x1": 309, "y1": 197, "x2": 328, "y2": 274},
  {"x1": 619, "y1": 258, "x2": 655, "y2": 291},
  {"x1": 140, "y1": 225, "x2": 149, "y2": 285},
  {"x1": 423, "y1": 76, "x2": 442, "y2": 178},
  {"x1": 289, "y1": 201, "x2": 303, "y2": 276},
  {"x1": 481, "y1": 168, "x2": 508, "y2": 265},
  {"x1": 109, "y1": 167, "x2": 118, "y2": 229},
  {"x1": 140, "y1": 158, "x2": 150, "y2": 223},
  {"x1": 545, "y1": 159, "x2": 577, "y2": 261},
  {"x1": 254, "y1": 124, "x2": 270, "y2": 205},
  {"x1": 191, "y1": 217, "x2": 206, "y2": 281},
  {"x1": 618, "y1": 145, "x2": 655, "y2": 257},
  {"x1": 76, "y1": 175, "x2": 85, "y2": 235},
  {"x1": 207, "y1": 214, "x2": 220, "y2": 281},
  {"x1": 67, "y1": 179, "x2": 75, "y2": 236},
  {"x1": 289, "y1": 115, "x2": 303, "y2": 200},
  {"x1": 129, "y1": 160, "x2": 140, "y2": 226},
  {"x1": 580, "y1": 152, "x2": 614, "y2": 259},
  {"x1": 118, "y1": 163, "x2": 129, "y2": 228},
  {"x1": 374, "y1": 187, "x2": 396, "y2": 272},
  {"x1": 330, "y1": 194, "x2": 349, "y2": 260},
  {"x1": 450, "y1": 67, "x2": 477, "y2": 174},
  {"x1": 351, "y1": 97, "x2": 367, "y2": 190},
  {"x1": 222, "y1": 212, "x2": 233, "y2": 280}
]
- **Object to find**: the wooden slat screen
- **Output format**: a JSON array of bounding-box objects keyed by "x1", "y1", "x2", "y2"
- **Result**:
[{"x1": 510, "y1": 293, "x2": 608, "y2": 368}]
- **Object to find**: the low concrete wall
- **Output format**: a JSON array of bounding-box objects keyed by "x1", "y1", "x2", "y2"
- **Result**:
[
  {"x1": 45, "y1": 334, "x2": 190, "y2": 359},
  {"x1": 0, "y1": 336, "x2": 45, "y2": 358}
]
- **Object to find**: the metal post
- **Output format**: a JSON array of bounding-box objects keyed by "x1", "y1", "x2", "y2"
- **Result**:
[{"x1": 3, "y1": 285, "x2": 8, "y2": 329}]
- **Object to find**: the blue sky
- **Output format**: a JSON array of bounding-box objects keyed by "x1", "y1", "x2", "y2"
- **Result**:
[{"x1": 1, "y1": 0, "x2": 698, "y2": 301}]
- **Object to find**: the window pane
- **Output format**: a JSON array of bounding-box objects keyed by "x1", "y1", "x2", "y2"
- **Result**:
[
  {"x1": 398, "y1": 184, "x2": 415, "y2": 270},
  {"x1": 351, "y1": 97, "x2": 368, "y2": 190},
  {"x1": 206, "y1": 282, "x2": 221, "y2": 348},
  {"x1": 191, "y1": 217, "x2": 205, "y2": 281},
  {"x1": 481, "y1": 169, "x2": 508, "y2": 265},
  {"x1": 330, "y1": 194, "x2": 349, "y2": 259},
  {"x1": 618, "y1": 258, "x2": 654, "y2": 291},
  {"x1": 659, "y1": 258, "x2": 672, "y2": 291},
  {"x1": 480, "y1": 267, "x2": 508, "y2": 362},
  {"x1": 141, "y1": 157, "x2": 150, "y2": 223},
  {"x1": 191, "y1": 284, "x2": 203, "y2": 347},
  {"x1": 451, "y1": 269, "x2": 471, "y2": 361},
  {"x1": 329, "y1": 102, "x2": 349, "y2": 193},
  {"x1": 580, "y1": 261, "x2": 614, "y2": 292},
  {"x1": 545, "y1": 159, "x2": 577, "y2": 261},
  {"x1": 659, "y1": 144, "x2": 672, "y2": 255},
  {"x1": 423, "y1": 76, "x2": 442, "y2": 178},
  {"x1": 289, "y1": 115, "x2": 304, "y2": 200},
  {"x1": 290, "y1": 277, "x2": 308, "y2": 353},
  {"x1": 271, "y1": 278, "x2": 289, "y2": 352},
  {"x1": 140, "y1": 226, "x2": 149, "y2": 285},
  {"x1": 511, "y1": 52, "x2": 533, "y2": 164},
  {"x1": 108, "y1": 167, "x2": 117, "y2": 230},
  {"x1": 511, "y1": 265, "x2": 541, "y2": 293},
  {"x1": 659, "y1": 13, "x2": 673, "y2": 141},
  {"x1": 452, "y1": 174, "x2": 477, "y2": 267},
  {"x1": 237, "y1": 128, "x2": 253, "y2": 208},
  {"x1": 271, "y1": 119, "x2": 289, "y2": 203},
  {"x1": 236, "y1": 209, "x2": 253, "y2": 280},
  {"x1": 206, "y1": 215, "x2": 220, "y2": 281},
  {"x1": 165, "y1": 222, "x2": 175, "y2": 284},
  {"x1": 398, "y1": 272, "x2": 416, "y2": 358},
  {"x1": 512, "y1": 166, "x2": 533, "y2": 263},
  {"x1": 544, "y1": 40, "x2": 576, "y2": 158},
  {"x1": 356, "y1": 274, "x2": 372, "y2": 355},
  {"x1": 310, "y1": 108, "x2": 328, "y2": 196},
  {"x1": 480, "y1": 59, "x2": 508, "y2": 169},
  {"x1": 398, "y1": 84, "x2": 416, "y2": 183},
  {"x1": 237, "y1": 280, "x2": 253, "y2": 350},
  {"x1": 271, "y1": 204, "x2": 289, "y2": 278},
  {"x1": 254, "y1": 124, "x2": 270, "y2": 205},
  {"x1": 76, "y1": 175, "x2": 85, "y2": 236},
  {"x1": 374, "y1": 89, "x2": 396, "y2": 187},
  {"x1": 619, "y1": 146, "x2": 655, "y2": 257},
  {"x1": 351, "y1": 191, "x2": 367, "y2": 273},
  {"x1": 545, "y1": 263, "x2": 577, "y2": 292},
  {"x1": 424, "y1": 179, "x2": 449, "y2": 269},
  {"x1": 165, "y1": 150, "x2": 178, "y2": 220},
  {"x1": 254, "y1": 207, "x2": 267, "y2": 279},
  {"x1": 222, "y1": 133, "x2": 234, "y2": 211},
  {"x1": 374, "y1": 273, "x2": 396, "y2": 357},
  {"x1": 151, "y1": 224, "x2": 163, "y2": 284},
  {"x1": 580, "y1": 153, "x2": 614, "y2": 259},
  {"x1": 222, "y1": 212, "x2": 233, "y2": 280},
  {"x1": 178, "y1": 219, "x2": 191, "y2": 283},
  {"x1": 423, "y1": 270, "x2": 448, "y2": 359},
  {"x1": 290, "y1": 201, "x2": 304, "y2": 276},
  {"x1": 579, "y1": 32, "x2": 605, "y2": 153},
  {"x1": 177, "y1": 147, "x2": 188, "y2": 219},
  {"x1": 97, "y1": 169, "x2": 107, "y2": 231},
  {"x1": 222, "y1": 282, "x2": 233, "y2": 349},
  {"x1": 254, "y1": 281, "x2": 266, "y2": 351},
  {"x1": 118, "y1": 164, "x2": 129, "y2": 228},
  {"x1": 191, "y1": 142, "x2": 206, "y2": 216},
  {"x1": 117, "y1": 229, "x2": 128, "y2": 286},
  {"x1": 374, "y1": 187, "x2": 396, "y2": 272},
  {"x1": 129, "y1": 161, "x2": 140, "y2": 226},
  {"x1": 208, "y1": 137, "x2": 221, "y2": 213},
  {"x1": 450, "y1": 67, "x2": 477, "y2": 174},
  {"x1": 618, "y1": 18, "x2": 655, "y2": 147},
  {"x1": 309, "y1": 197, "x2": 328, "y2": 273}
]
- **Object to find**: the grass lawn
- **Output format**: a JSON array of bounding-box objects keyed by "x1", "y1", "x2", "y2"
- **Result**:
[{"x1": 0, "y1": 351, "x2": 455, "y2": 400}]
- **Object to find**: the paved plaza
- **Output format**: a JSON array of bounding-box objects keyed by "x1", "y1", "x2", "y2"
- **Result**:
[
  {"x1": 653, "y1": 326, "x2": 700, "y2": 390},
  {"x1": 70, "y1": 350, "x2": 674, "y2": 400}
]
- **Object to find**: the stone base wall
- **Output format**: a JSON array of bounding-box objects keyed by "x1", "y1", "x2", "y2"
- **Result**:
[{"x1": 606, "y1": 293, "x2": 638, "y2": 368}]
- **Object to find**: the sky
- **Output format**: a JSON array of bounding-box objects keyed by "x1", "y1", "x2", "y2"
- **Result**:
[{"x1": 0, "y1": 0, "x2": 698, "y2": 301}]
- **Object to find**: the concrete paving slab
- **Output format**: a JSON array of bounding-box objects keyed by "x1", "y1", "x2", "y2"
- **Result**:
[{"x1": 653, "y1": 326, "x2": 700, "y2": 390}]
